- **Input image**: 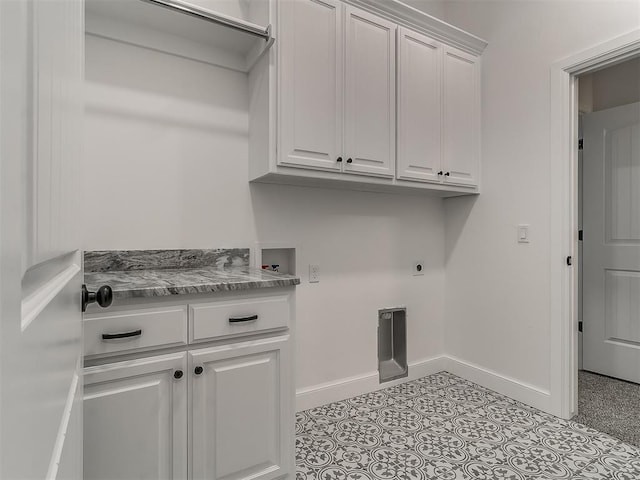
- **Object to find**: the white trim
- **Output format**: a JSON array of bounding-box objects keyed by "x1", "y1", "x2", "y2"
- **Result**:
[
  {"x1": 20, "y1": 263, "x2": 80, "y2": 332},
  {"x1": 443, "y1": 356, "x2": 552, "y2": 413},
  {"x1": 295, "y1": 355, "x2": 552, "y2": 413},
  {"x1": 46, "y1": 371, "x2": 80, "y2": 480},
  {"x1": 344, "y1": 0, "x2": 487, "y2": 56},
  {"x1": 549, "y1": 29, "x2": 640, "y2": 419},
  {"x1": 295, "y1": 355, "x2": 446, "y2": 411}
]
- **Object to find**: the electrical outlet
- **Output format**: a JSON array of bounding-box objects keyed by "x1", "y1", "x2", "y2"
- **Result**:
[
  {"x1": 309, "y1": 264, "x2": 320, "y2": 283},
  {"x1": 413, "y1": 261, "x2": 425, "y2": 276}
]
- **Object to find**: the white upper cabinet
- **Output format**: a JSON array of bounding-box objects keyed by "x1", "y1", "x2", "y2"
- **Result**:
[
  {"x1": 249, "y1": 0, "x2": 487, "y2": 196},
  {"x1": 278, "y1": 0, "x2": 342, "y2": 171},
  {"x1": 278, "y1": 1, "x2": 395, "y2": 178},
  {"x1": 397, "y1": 27, "x2": 442, "y2": 183},
  {"x1": 344, "y1": 7, "x2": 396, "y2": 177},
  {"x1": 442, "y1": 46, "x2": 480, "y2": 187},
  {"x1": 397, "y1": 31, "x2": 480, "y2": 187}
]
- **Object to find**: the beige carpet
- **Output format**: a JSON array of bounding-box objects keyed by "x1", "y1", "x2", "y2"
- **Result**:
[{"x1": 572, "y1": 370, "x2": 640, "y2": 447}]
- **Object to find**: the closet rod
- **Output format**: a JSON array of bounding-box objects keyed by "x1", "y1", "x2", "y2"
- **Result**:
[{"x1": 140, "y1": 0, "x2": 271, "y2": 40}]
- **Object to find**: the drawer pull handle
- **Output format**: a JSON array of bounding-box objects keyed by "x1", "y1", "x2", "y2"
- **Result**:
[
  {"x1": 101, "y1": 329, "x2": 142, "y2": 340},
  {"x1": 229, "y1": 314, "x2": 258, "y2": 323}
]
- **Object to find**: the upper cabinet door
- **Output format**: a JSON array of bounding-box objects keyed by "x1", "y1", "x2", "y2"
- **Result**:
[
  {"x1": 344, "y1": 6, "x2": 396, "y2": 178},
  {"x1": 442, "y1": 46, "x2": 480, "y2": 187},
  {"x1": 278, "y1": 0, "x2": 343, "y2": 172},
  {"x1": 397, "y1": 27, "x2": 442, "y2": 183}
]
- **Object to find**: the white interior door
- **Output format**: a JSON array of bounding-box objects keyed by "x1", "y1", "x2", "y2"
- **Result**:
[
  {"x1": 0, "y1": 1, "x2": 84, "y2": 478},
  {"x1": 583, "y1": 101, "x2": 640, "y2": 383}
]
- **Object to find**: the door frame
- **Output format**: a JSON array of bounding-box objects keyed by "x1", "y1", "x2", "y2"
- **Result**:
[{"x1": 549, "y1": 28, "x2": 640, "y2": 419}]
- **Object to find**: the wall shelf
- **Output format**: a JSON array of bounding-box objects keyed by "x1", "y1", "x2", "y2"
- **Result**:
[{"x1": 85, "y1": 0, "x2": 274, "y2": 73}]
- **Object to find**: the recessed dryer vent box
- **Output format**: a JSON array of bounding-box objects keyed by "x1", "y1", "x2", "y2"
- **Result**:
[{"x1": 378, "y1": 308, "x2": 408, "y2": 383}]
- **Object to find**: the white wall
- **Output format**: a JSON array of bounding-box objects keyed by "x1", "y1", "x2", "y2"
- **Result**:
[
  {"x1": 438, "y1": 1, "x2": 640, "y2": 400},
  {"x1": 83, "y1": 35, "x2": 445, "y2": 404}
]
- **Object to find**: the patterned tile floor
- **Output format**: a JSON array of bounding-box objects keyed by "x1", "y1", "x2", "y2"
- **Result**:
[{"x1": 296, "y1": 372, "x2": 640, "y2": 479}]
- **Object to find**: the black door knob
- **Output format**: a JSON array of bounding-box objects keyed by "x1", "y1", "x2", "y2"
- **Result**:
[
  {"x1": 82, "y1": 284, "x2": 113, "y2": 312},
  {"x1": 346, "y1": 158, "x2": 353, "y2": 164},
  {"x1": 444, "y1": 172, "x2": 450, "y2": 176},
  {"x1": 194, "y1": 366, "x2": 204, "y2": 375},
  {"x1": 174, "y1": 370, "x2": 184, "y2": 380},
  {"x1": 337, "y1": 156, "x2": 343, "y2": 163},
  {"x1": 438, "y1": 171, "x2": 443, "y2": 175}
]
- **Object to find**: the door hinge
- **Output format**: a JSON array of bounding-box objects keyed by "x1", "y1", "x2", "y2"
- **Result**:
[
  {"x1": 578, "y1": 139, "x2": 584, "y2": 150},
  {"x1": 578, "y1": 230, "x2": 583, "y2": 241},
  {"x1": 578, "y1": 321, "x2": 583, "y2": 332}
]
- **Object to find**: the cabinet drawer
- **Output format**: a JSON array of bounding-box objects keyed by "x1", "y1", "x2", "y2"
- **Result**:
[
  {"x1": 84, "y1": 306, "x2": 188, "y2": 357},
  {"x1": 189, "y1": 295, "x2": 290, "y2": 343}
]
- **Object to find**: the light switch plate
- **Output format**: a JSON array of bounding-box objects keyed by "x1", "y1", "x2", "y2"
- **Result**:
[{"x1": 518, "y1": 224, "x2": 530, "y2": 243}]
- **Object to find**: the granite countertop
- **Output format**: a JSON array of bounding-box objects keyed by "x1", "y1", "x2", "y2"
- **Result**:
[{"x1": 84, "y1": 249, "x2": 300, "y2": 300}]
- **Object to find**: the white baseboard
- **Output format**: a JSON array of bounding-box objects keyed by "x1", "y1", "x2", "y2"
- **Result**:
[
  {"x1": 295, "y1": 355, "x2": 446, "y2": 412},
  {"x1": 443, "y1": 355, "x2": 552, "y2": 413},
  {"x1": 295, "y1": 354, "x2": 553, "y2": 415}
]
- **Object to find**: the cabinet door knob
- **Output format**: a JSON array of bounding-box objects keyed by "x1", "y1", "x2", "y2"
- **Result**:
[
  {"x1": 444, "y1": 172, "x2": 450, "y2": 176},
  {"x1": 437, "y1": 171, "x2": 443, "y2": 176},
  {"x1": 194, "y1": 366, "x2": 204, "y2": 375},
  {"x1": 174, "y1": 370, "x2": 184, "y2": 380},
  {"x1": 346, "y1": 158, "x2": 353, "y2": 164},
  {"x1": 336, "y1": 156, "x2": 343, "y2": 163},
  {"x1": 82, "y1": 284, "x2": 113, "y2": 312}
]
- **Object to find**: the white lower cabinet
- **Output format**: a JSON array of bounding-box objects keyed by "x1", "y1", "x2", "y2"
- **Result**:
[
  {"x1": 190, "y1": 336, "x2": 292, "y2": 480},
  {"x1": 83, "y1": 290, "x2": 295, "y2": 480},
  {"x1": 84, "y1": 353, "x2": 188, "y2": 480}
]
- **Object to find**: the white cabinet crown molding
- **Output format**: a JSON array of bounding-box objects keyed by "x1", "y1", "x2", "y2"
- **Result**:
[{"x1": 344, "y1": 0, "x2": 488, "y2": 56}]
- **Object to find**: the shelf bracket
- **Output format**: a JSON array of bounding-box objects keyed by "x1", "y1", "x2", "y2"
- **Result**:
[{"x1": 246, "y1": 24, "x2": 275, "y2": 71}]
